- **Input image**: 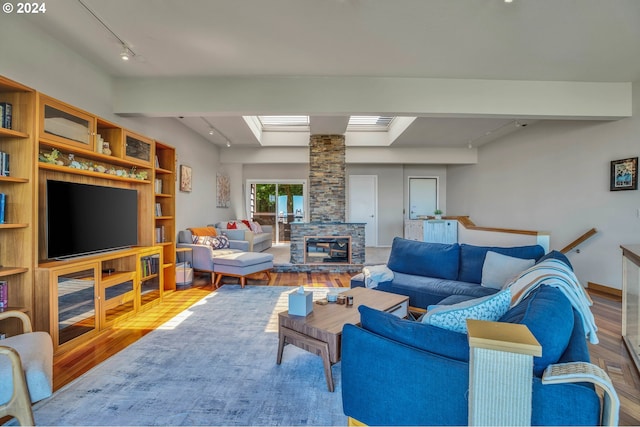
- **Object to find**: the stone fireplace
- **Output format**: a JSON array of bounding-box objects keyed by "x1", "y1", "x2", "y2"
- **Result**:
[{"x1": 288, "y1": 134, "x2": 365, "y2": 272}]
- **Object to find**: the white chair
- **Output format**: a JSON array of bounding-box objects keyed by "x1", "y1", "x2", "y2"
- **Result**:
[{"x1": 0, "y1": 310, "x2": 53, "y2": 426}]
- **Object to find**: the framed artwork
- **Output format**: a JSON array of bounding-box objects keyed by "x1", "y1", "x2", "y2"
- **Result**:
[
  {"x1": 610, "y1": 157, "x2": 638, "y2": 191},
  {"x1": 216, "y1": 173, "x2": 230, "y2": 208},
  {"x1": 180, "y1": 165, "x2": 192, "y2": 192}
]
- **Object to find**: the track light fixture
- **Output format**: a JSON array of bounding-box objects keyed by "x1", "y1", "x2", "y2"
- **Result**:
[
  {"x1": 78, "y1": 0, "x2": 136, "y2": 62},
  {"x1": 201, "y1": 117, "x2": 233, "y2": 148},
  {"x1": 120, "y1": 45, "x2": 132, "y2": 61}
]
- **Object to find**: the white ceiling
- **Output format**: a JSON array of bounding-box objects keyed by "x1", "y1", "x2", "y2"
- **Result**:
[{"x1": 24, "y1": 0, "x2": 640, "y2": 149}]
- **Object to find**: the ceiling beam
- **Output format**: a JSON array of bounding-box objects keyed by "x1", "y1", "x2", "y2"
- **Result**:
[
  {"x1": 113, "y1": 76, "x2": 632, "y2": 120},
  {"x1": 309, "y1": 116, "x2": 350, "y2": 135}
]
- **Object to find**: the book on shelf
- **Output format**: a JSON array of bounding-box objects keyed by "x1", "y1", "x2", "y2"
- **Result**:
[
  {"x1": 141, "y1": 255, "x2": 161, "y2": 276},
  {"x1": 0, "y1": 151, "x2": 10, "y2": 176},
  {"x1": 0, "y1": 102, "x2": 12, "y2": 129},
  {"x1": 0, "y1": 281, "x2": 8, "y2": 309},
  {"x1": 155, "y1": 226, "x2": 166, "y2": 243},
  {"x1": 155, "y1": 155, "x2": 160, "y2": 168},
  {"x1": 155, "y1": 202, "x2": 162, "y2": 217},
  {"x1": 0, "y1": 193, "x2": 6, "y2": 224},
  {"x1": 155, "y1": 178, "x2": 163, "y2": 194}
]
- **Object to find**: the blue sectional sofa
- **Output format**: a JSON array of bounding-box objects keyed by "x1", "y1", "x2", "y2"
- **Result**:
[
  {"x1": 342, "y1": 237, "x2": 609, "y2": 425},
  {"x1": 341, "y1": 284, "x2": 602, "y2": 425},
  {"x1": 351, "y1": 237, "x2": 547, "y2": 309}
]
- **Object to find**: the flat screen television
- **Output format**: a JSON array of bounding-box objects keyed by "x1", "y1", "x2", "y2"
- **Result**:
[{"x1": 46, "y1": 180, "x2": 138, "y2": 259}]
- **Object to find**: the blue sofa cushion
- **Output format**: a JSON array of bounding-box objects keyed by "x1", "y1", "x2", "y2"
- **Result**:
[
  {"x1": 359, "y1": 305, "x2": 470, "y2": 362},
  {"x1": 499, "y1": 285, "x2": 574, "y2": 376},
  {"x1": 387, "y1": 237, "x2": 459, "y2": 280},
  {"x1": 536, "y1": 250, "x2": 573, "y2": 270},
  {"x1": 379, "y1": 272, "x2": 497, "y2": 309},
  {"x1": 458, "y1": 244, "x2": 545, "y2": 284}
]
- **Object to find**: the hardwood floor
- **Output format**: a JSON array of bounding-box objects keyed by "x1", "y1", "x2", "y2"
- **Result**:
[
  {"x1": 587, "y1": 289, "x2": 640, "y2": 425},
  {"x1": 52, "y1": 274, "x2": 640, "y2": 425}
]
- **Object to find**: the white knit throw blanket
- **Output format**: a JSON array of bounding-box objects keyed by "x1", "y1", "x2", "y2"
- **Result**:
[
  {"x1": 506, "y1": 259, "x2": 599, "y2": 344},
  {"x1": 362, "y1": 264, "x2": 394, "y2": 288}
]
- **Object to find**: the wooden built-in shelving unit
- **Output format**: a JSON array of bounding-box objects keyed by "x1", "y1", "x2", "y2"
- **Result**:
[{"x1": 0, "y1": 74, "x2": 177, "y2": 351}]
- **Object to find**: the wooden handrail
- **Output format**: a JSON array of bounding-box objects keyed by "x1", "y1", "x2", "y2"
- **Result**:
[
  {"x1": 560, "y1": 228, "x2": 598, "y2": 254},
  {"x1": 453, "y1": 216, "x2": 548, "y2": 237}
]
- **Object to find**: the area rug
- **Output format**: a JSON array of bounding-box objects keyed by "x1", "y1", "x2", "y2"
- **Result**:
[{"x1": 33, "y1": 286, "x2": 347, "y2": 426}]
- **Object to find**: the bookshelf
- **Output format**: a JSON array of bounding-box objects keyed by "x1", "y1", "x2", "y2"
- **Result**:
[
  {"x1": 0, "y1": 76, "x2": 35, "y2": 337},
  {"x1": 153, "y1": 141, "x2": 176, "y2": 291}
]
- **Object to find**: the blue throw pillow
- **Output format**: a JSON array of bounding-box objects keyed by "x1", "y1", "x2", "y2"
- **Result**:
[
  {"x1": 387, "y1": 237, "x2": 459, "y2": 280},
  {"x1": 358, "y1": 305, "x2": 470, "y2": 362},
  {"x1": 421, "y1": 288, "x2": 511, "y2": 333},
  {"x1": 499, "y1": 285, "x2": 574, "y2": 376},
  {"x1": 458, "y1": 244, "x2": 545, "y2": 284}
]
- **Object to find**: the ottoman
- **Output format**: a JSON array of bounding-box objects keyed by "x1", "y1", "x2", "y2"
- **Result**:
[{"x1": 213, "y1": 252, "x2": 274, "y2": 288}]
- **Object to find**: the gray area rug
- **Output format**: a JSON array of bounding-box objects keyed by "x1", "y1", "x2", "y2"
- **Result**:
[{"x1": 33, "y1": 286, "x2": 347, "y2": 426}]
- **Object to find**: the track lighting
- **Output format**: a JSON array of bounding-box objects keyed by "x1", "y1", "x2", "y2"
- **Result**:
[
  {"x1": 226, "y1": 141, "x2": 231, "y2": 148},
  {"x1": 120, "y1": 45, "x2": 132, "y2": 61},
  {"x1": 209, "y1": 129, "x2": 215, "y2": 135}
]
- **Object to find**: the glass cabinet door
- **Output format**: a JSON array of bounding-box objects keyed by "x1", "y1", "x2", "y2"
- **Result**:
[
  {"x1": 623, "y1": 248, "x2": 640, "y2": 372},
  {"x1": 40, "y1": 96, "x2": 95, "y2": 150},
  {"x1": 56, "y1": 267, "x2": 97, "y2": 346},
  {"x1": 140, "y1": 253, "x2": 162, "y2": 308},
  {"x1": 124, "y1": 131, "x2": 153, "y2": 165}
]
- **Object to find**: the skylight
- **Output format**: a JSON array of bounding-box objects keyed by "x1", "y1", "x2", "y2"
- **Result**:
[
  {"x1": 347, "y1": 116, "x2": 394, "y2": 130},
  {"x1": 259, "y1": 115, "x2": 309, "y2": 130}
]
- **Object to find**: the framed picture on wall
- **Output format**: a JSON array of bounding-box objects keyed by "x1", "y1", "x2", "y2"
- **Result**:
[
  {"x1": 216, "y1": 173, "x2": 230, "y2": 208},
  {"x1": 180, "y1": 164, "x2": 192, "y2": 192},
  {"x1": 610, "y1": 157, "x2": 638, "y2": 191}
]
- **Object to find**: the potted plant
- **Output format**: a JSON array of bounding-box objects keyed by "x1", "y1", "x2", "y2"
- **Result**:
[{"x1": 434, "y1": 209, "x2": 443, "y2": 220}]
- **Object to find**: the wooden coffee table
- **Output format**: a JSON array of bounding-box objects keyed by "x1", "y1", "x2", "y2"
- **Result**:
[{"x1": 276, "y1": 287, "x2": 409, "y2": 392}]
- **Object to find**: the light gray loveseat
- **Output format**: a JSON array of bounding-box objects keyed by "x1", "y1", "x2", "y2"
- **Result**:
[
  {"x1": 177, "y1": 229, "x2": 248, "y2": 274},
  {"x1": 210, "y1": 221, "x2": 273, "y2": 252}
]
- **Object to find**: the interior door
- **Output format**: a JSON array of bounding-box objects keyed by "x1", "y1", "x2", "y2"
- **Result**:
[
  {"x1": 348, "y1": 175, "x2": 377, "y2": 246},
  {"x1": 408, "y1": 177, "x2": 438, "y2": 219}
]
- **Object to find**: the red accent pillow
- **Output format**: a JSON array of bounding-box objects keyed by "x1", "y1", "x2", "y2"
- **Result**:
[
  {"x1": 241, "y1": 220, "x2": 252, "y2": 229},
  {"x1": 227, "y1": 221, "x2": 237, "y2": 229}
]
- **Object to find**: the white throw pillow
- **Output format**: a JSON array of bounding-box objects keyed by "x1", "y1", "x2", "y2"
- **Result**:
[
  {"x1": 421, "y1": 288, "x2": 511, "y2": 333},
  {"x1": 481, "y1": 251, "x2": 535, "y2": 290}
]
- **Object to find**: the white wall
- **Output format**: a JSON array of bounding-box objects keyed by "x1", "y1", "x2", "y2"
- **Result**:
[
  {"x1": 0, "y1": 16, "x2": 224, "y2": 237},
  {"x1": 347, "y1": 164, "x2": 404, "y2": 245},
  {"x1": 447, "y1": 82, "x2": 640, "y2": 289}
]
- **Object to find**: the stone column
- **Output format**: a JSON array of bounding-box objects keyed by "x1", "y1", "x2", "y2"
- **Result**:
[{"x1": 308, "y1": 135, "x2": 345, "y2": 223}]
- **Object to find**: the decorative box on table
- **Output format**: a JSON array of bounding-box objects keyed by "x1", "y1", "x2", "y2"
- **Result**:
[{"x1": 288, "y1": 287, "x2": 313, "y2": 316}]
